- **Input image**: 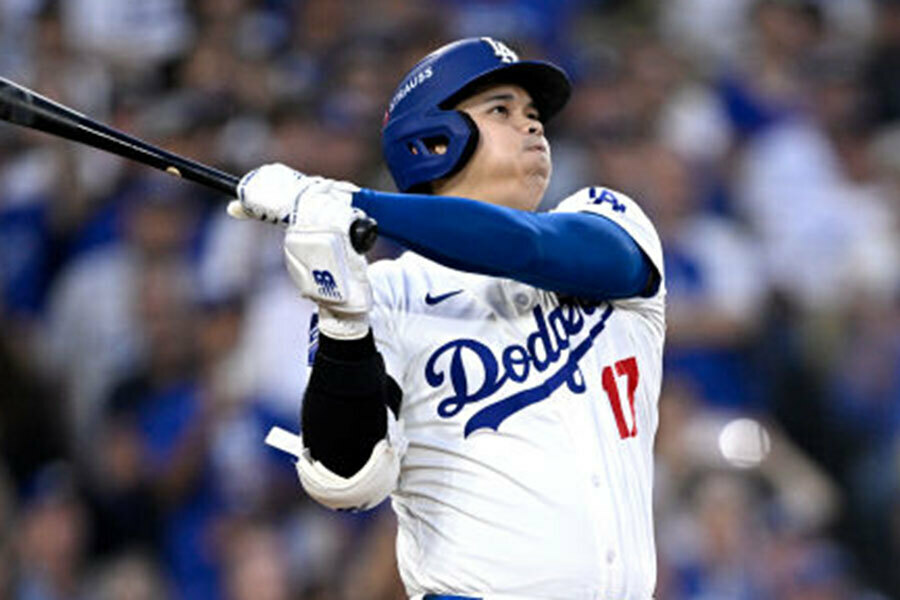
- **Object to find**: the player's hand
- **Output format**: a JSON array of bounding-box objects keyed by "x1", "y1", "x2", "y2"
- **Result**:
[
  {"x1": 283, "y1": 178, "x2": 372, "y2": 340},
  {"x1": 228, "y1": 163, "x2": 323, "y2": 226}
]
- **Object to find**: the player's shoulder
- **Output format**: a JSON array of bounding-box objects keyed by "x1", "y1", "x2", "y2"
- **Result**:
[
  {"x1": 552, "y1": 186, "x2": 649, "y2": 220},
  {"x1": 555, "y1": 186, "x2": 667, "y2": 313},
  {"x1": 554, "y1": 185, "x2": 661, "y2": 262}
]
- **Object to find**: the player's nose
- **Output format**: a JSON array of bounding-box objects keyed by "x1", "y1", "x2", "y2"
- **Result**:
[{"x1": 524, "y1": 116, "x2": 544, "y2": 137}]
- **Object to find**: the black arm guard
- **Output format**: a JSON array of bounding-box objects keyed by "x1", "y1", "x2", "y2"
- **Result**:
[{"x1": 301, "y1": 330, "x2": 402, "y2": 478}]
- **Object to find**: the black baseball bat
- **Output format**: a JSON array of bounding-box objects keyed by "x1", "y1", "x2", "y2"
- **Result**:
[{"x1": 0, "y1": 77, "x2": 377, "y2": 252}]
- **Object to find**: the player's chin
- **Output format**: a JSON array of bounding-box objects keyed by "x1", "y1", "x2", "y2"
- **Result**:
[
  {"x1": 525, "y1": 156, "x2": 551, "y2": 186},
  {"x1": 521, "y1": 148, "x2": 550, "y2": 175},
  {"x1": 520, "y1": 169, "x2": 550, "y2": 209}
]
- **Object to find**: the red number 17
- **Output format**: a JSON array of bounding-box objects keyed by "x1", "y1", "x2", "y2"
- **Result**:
[{"x1": 601, "y1": 356, "x2": 639, "y2": 439}]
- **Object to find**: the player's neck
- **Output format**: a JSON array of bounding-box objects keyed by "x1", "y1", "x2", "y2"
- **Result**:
[{"x1": 433, "y1": 179, "x2": 542, "y2": 212}]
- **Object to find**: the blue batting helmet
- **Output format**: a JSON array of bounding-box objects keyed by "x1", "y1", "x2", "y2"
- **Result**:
[{"x1": 382, "y1": 37, "x2": 571, "y2": 192}]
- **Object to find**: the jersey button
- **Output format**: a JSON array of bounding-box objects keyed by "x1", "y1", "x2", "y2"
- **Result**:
[
  {"x1": 606, "y1": 549, "x2": 616, "y2": 564},
  {"x1": 514, "y1": 292, "x2": 530, "y2": 308},
  {"x1": 591, "y1": 473, "x2": 602, "y2": 487}
]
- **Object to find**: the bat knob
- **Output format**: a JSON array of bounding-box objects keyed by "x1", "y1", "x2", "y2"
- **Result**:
[{"x1": 350, "y1": 217, "x2": 378, "y2": 253}]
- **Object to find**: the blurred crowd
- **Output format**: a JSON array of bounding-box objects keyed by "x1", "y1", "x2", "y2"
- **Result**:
[{"x1": 0, "y1": 0, "x2": 898, "y2": 598}]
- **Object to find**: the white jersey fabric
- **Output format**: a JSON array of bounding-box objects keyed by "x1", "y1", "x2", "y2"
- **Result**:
[{"x1": 367, "y1": 187, "x2": 666, "y2": 600}]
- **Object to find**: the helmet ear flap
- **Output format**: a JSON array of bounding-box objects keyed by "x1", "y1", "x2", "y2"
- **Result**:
[
  {"x1": 440, "y1": 110, "x2": 479, "y2": 181},
  {"x1": 382, "y1": 109, "x2": 480, "y2": 192}
]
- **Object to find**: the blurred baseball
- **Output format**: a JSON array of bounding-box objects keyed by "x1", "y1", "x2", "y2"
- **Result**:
[{"x1": 718, "y1": 418, "x2": 771, "y2": 468}]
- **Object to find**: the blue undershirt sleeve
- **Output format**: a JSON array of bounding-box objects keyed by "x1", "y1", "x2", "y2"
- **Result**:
[{"x1": 352, "y1": 189, "x2": 654, "y2": 300}]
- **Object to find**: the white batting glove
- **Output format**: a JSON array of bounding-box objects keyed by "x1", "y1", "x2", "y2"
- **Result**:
[
  {"x1": 228, "y1": 163, "x2": 322, "y2": 226},
  {"x1": 283, "y1": 178, "x2": 372, "y2": 340}
]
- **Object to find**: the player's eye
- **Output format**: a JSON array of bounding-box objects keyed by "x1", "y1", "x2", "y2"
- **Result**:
[
  {"x1": 527, "y1": 110, "x2": 540, "y2": 121},
  {"x1": 489, "y1": 105, "x2": 509, "y2": 116}
]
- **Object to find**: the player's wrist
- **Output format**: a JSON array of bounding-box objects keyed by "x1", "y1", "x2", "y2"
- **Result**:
[{"x1": 317, "y1": 306, "x2": 370, "y2": 341}]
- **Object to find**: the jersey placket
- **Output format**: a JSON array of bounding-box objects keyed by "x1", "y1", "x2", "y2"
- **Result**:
[{"x1": 548, "y1": 318, "x2": 619, "y2": 598}]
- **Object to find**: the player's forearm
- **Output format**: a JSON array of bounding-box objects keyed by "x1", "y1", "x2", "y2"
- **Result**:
[
  {"x1": 353, "y1": 189, "x2": 651, "y2": 299},
  {"x1": 301, "y1": 330, "x2": 400, "y2": 477}
]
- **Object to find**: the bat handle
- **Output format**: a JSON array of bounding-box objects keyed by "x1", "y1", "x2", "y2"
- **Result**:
[{"x1": 219, "y1": 172, "x2": 378, "y2": 254}]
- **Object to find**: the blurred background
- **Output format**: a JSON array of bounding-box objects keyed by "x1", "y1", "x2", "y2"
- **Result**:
[{"x1": 0, "y1": 0, "x2": 898, "y2": 598}]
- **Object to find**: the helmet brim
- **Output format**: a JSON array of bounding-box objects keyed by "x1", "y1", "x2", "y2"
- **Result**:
[{"x1": 438, "y1": 60, "x2": 571, "y2": 124}]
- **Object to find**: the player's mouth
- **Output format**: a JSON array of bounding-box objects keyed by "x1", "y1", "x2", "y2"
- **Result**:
[{"x1": 525, "y1": 142, "x2": 548, "y2": 154}]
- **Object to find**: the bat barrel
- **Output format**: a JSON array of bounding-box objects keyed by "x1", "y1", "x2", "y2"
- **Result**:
[
  {"x1": 75, "y1": 118, "x2": 241, "y2": 196},
  {"x1": 0, "y1": 77, "x2": 377, "y2": 251},
  {"x1": 0, "y1": 77, "x2": 238, "y2": 195}
]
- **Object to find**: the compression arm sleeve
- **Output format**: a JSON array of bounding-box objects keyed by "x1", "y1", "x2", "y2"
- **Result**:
[
  {"x1": 302, "y1": 330, "x2": 402, "y2": 477},
  {"x1": 353, "y1": 189, "x2": 654, "y2": 299}
]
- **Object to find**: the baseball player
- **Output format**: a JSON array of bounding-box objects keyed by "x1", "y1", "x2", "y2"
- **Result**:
[{"x1": 230, "y1": 38, "x2": 665, "y2": 600}]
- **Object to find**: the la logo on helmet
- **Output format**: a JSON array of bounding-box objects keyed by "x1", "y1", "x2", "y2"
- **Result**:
[{"x1": 481, "y1": 37, "x2": 518, "y2": 63}]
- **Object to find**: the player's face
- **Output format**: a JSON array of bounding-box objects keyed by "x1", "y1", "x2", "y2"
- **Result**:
[{"x1": 434, "y1": 84, "x2": 550, "y2": 211}]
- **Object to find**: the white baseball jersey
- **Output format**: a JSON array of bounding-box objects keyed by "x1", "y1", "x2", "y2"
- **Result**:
[{"x1": 368, "y1": 187, "x2": 666, "y2": 600}]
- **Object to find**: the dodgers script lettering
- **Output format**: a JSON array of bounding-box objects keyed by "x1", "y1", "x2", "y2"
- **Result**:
[{"x1": 425, "y1": 300, "x2": 614, "y2": 436}]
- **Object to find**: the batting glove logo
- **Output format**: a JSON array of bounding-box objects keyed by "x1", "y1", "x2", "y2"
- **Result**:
[{"x1": 312, "y1": 270, "x2": 341, "y2": 299}]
